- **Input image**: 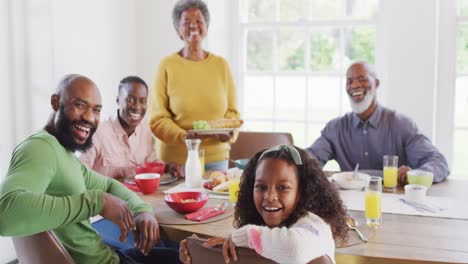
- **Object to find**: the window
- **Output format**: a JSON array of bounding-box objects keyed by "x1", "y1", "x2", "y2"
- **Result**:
[
  {"x1": 238, "y1": 0, "x2": 378, "y2": 155},
  {"x1": 455, "y1": 0, "x2": 468, "y2": 177}
]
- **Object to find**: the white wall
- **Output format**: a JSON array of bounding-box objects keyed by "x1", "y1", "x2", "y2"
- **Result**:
[
  {"x1": 377, "y1": 0, "x2": 437, "y2": 137},
  {"x1": 0, "y1": 0, "x2": 16, "y2": 262},
  {"x1": 0, "y1": 0, "x2": 142, "y2": 261},
  {"x1": 376, "y1": 0, "x2": 456, "y2": 165},
  {"x1": 135, "y1": 0, "x2": 235, "y2": 87},
  {"x1": 0, "y1": 0, "x2": 13, "y2": 173},
  {"x1": 50, "y1": 0, "x2": 138, "y2": 117}
]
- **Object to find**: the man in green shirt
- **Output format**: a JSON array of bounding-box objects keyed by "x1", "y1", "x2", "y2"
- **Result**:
[{"x1": 0, "y1": 74, "x2": 180, "y2": 263}]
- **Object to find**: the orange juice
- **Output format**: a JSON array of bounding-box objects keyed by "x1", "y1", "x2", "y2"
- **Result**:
[
  {"x1": 229, "y1": 179, "x2": 240, "y2": 203},
  {"x1": 365, "y1": 191, "x2": 382, "y2": 220},
  {"x1": 199, "y1": 156, "x2": 205, "y2": 176},
  {"x1": 383, "y1": 167, "x2": 398, "y2": 189},
  {"x1": 199, "y1": 149, "x2": 205, "y2": 177}
]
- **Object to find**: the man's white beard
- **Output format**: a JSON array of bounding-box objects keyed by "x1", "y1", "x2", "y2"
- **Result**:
[{"x1": 349, "y1": 86, "x2": 376, "y2": 114}]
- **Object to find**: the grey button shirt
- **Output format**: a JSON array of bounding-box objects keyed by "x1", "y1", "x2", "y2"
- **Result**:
[{"x1": 306, "y1": 104, "x2": 450, "y2": 182}]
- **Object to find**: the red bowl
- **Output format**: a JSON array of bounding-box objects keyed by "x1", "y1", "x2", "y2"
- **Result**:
[
  {"x1": 134, "y1": 161, "x2": 166, "y2": 175},
  {"x1": 135, "y1": 173, "x2": 160, "y2": 194},
  {"x1": 164, "y1": 192, "x2": 209, "y2": 214}
]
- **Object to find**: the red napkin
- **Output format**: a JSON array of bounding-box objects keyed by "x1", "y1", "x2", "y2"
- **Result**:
[
  {"x1": 185, "y1": 207, "x2": 225, "y2": 222},
  {"x1": 123, "y1": 181, "x2": 141, "y2": 193}
]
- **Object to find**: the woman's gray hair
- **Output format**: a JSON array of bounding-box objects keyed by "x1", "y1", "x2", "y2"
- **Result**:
[{"x1": 172, "y1": 0, "x2": 210, "y2": 31}]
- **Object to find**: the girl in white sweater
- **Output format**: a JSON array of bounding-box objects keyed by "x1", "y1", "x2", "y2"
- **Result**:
[{"x1": 180, "y1": 145, "x2": 349, "y2": 264}]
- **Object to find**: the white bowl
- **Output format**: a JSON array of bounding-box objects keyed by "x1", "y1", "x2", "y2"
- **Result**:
[
  {"x1": 404, "y1": 184, "x2": 427, "y2": 203},
  {"x1": 331, "y1": 171, "x2": 371, "y2": 190}
]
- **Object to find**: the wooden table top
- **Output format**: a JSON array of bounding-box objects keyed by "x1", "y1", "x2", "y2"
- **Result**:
[{"x1": 140, "y1": 178, "x2": 468, "y2": 264}]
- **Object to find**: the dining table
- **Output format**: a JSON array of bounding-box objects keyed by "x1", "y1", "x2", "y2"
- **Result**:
[{"x1": 138, "y1": 176, "x2": 468, "y2": 264}]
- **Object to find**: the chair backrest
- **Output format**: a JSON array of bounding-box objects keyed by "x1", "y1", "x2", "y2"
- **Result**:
[
  {"x1": 230, "y1": 131, "x2": 294, "y2": 165},
  {"x1": 186, "y1": 237, "x2": 332, "y2": 264},
  {"x1": 12, "y1": 231, "x2": 75, "y2": 264}
]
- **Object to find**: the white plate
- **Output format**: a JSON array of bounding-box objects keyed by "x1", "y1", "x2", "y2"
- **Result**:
[
  {"x1": 160, "y1": 173, "x2": 179, "y2": 185},
  {"x1": 202, "y1": 180, "x2": 229, "y2": 195},
  {"x1": 188, "y1": 128, "x2": 235, "y2": 135},
  {"x1": 203, "y1": 186, "x2": 229, "y2": 195}
]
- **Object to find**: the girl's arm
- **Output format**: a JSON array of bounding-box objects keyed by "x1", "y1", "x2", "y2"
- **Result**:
[{"x1": 230, "y1": 213, "x2": 335, "y2": 264}]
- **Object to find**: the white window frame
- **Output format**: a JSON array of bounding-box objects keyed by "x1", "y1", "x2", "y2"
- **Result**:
[
  {"x1": 232, "y1": 0, "x2": 377, "y2": 148},
  {"x1": 450, "y1": 0, "x2": 468, "y2": 177}
]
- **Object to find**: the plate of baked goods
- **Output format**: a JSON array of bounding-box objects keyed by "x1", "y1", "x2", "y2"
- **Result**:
[
  {"x1": 202, "y1": 171, "x2": 230, "y2": 195},
  {"x1": 189, "y1": 119, "x2": 243, "y2": 135},
  {"x1": 188, "y1": 128, "x2": 236, "y2": 135}
]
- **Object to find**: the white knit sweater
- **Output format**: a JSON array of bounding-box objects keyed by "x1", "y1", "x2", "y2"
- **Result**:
[{"x1": 230, "y1": 212, "x2": 335, "y2": 264}]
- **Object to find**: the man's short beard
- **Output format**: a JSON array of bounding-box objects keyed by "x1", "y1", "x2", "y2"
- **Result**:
[
  {"x1": 55, "y1": 105, "x2": 96, "y2": 152},
  {"x1": 349, "y1": 86, "x2": 376, "y2": 114}
]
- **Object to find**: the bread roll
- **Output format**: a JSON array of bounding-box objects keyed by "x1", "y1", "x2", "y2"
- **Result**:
[{"x1": 207, "y1": 118, "x2": 243, "y2": 129}]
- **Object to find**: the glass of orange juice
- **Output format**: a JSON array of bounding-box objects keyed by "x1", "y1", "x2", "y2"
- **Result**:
[
  {"x1": 199, "y1": 149, "x2": 205, "y2": 177},
  {"x1": 383, "y1": 155, "x2": 398, "y2": 191},
  {"x1": 229, "y1": 178, "x2": 240, "y2": 204},
  {"x1": 365, "y1": 176, "x2": 382, "y2": 226}
]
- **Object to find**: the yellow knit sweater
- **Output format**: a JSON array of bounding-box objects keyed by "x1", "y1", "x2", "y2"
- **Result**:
[{"x1": 149, "y1": 52, "x2": 240, "y2": 165}]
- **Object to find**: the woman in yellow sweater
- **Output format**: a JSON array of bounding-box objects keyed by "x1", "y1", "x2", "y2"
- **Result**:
[{"x1": 149, "y1": 0, "x2": 240, "y2": 171}]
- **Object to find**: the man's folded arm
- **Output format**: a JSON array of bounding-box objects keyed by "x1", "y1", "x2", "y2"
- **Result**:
[{"x1": 82, "y1": 165, "x2": 153, "y2": 216}]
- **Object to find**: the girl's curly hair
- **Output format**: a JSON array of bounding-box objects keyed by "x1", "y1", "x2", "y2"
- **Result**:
[{"x1": 233, "y1": 145, "x2": 349, "y2": 242}]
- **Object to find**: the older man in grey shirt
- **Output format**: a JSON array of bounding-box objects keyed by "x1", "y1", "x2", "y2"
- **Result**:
[{"x1": 306, "y1": 62, "x2": 449, "y2": 183}]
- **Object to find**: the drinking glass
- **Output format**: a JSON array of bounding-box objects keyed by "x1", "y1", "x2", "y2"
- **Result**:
[
  {"x1": 199, "y1": 149, "x2": 205, "y2": 177},
  {"x1": 365, "y1": 176, "x2": 382, "y2": 226},
  {"x1": 229, "y1": 179, "x2": 240, "y2": 204},
  {"x1": 383, "y1": 155, "x2": 398, "y2": 191}
]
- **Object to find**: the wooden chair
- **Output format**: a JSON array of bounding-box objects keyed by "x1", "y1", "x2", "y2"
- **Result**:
[
  {"x1": 186, "y1": 237, "x2": 332, "y2": 264},
  {"x1": 230, "y1": 131, "x2": 294, "y2": 166},
  {"x1": 12, "y1": 231, "x2": 75, "y2": 264}
]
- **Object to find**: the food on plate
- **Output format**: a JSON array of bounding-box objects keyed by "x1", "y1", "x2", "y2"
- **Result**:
[
  {"x1": 210, "y1": 171, "x2": 229, "y2": 186},
  {"x1": 213, "y1": 181, "x2": 230, "y2": 192},
  {"x1": 203, "y1": 181, "x2": 213, "y2": 190},
  {"x1": 208, "y1": 118, "x2": 243, "y2": 129},
  {"x1": 181, "y1": 198, "x2": 197, "y2": 203},
  {"x1": 203, "y1": 171, "x2": 230, "y2": 192},
  {"x1": 192, "y1": 118, "x2": 243, "y2": 130},
  {"x1": 193, "y1": 120, "x2": 210, "y2": 130}
]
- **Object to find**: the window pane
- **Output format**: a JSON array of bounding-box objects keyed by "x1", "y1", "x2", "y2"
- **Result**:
[
  {"x1": 344, "y1": 27, "x2": 376, "y2": 67},
  {"x1": 455, "y1": 77, "x2": 468, "y2": 127},
  {"x1": 308, "y1": 77, "x2": 341, "y2": 122},
  {"x1": 279, "y1": 30, "x2": 306, "y2": 71},
  {"x1": 341, "y1": 86, "x2": 351, "y2": 114},
  {"x1": 457, "y1": 25, "x2": 468, "y2": 74},
  {"x1": 246, "y1": 30, "x2": 273, "y2": 71},
  {"x1": 276, "y1": 122, "x2": 306, "y2": 148},
  {"x1": 243, "y1": 121, "x2": 274, "y2": 132},
  {"x1": 246, "y1": 0, "x2": 275, "y2": 22},
  {"x1": 307, "y1": 123, "x2": 326, "y2": 146},
  {"x1": 244, "y1": 76, "x2": 274, "y2": 119},
  {"x1": 276, "y1": 76, "x2": 306, "y2": 121},
  {"x1": 280, "y1": 0, "x2": 308, "y2": 21},
  {"x1": 459, "y1": 0, "x2": 468, "y2": 16},
  {"x1": 309, "y1": 29, "x2": 340, "y2": 71},
  {"x1": 311, "y1": 0, "x2": 343, "y2": 19},
  {"x1": 345, "y1": 0, "x2": 378, "y2": 19},
  {"x1": 452, "y1": 129, "x2": 468, "y2": 178}
]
